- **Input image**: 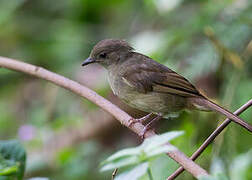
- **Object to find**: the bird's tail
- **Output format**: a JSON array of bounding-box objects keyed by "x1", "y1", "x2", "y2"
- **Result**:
[{"x1": 189, "y1": 97, "x2": 252, "y2": 133}]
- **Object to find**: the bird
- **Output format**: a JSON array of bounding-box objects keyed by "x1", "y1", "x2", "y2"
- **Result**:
[{"x1": 82, "y1": 39, "x2": 252, "y2": 136}]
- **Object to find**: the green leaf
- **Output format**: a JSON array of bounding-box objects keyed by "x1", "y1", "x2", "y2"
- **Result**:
[
  {"x1": 104, "y1": 147, "x2": 141, "y2": 163},
  {"x1": 0, "y1": 164, "x2": 19, "y2": 176},
  {"x1": 114, "y1": 162, "x2": 149, "y2": 180},
  {"x1": 101, "y1": 156, "x2": 139, "y2": 171},
  {"x1": 0, "y1": 140, "x2": 26, "y2": 180},
  {"x1": 146, "y1": 145, "x2": 174, "y2": 158},
  {"x1": 100, "y1": 131, "x2": 183, "y2": 172},
  {"x1": 141, "y1": 131, "x2": 183, "y2": 152}
]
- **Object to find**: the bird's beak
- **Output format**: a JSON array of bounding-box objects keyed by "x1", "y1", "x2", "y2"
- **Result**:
[{"x1": 82, "y1": 57, "x2": 96, "y2": 66}]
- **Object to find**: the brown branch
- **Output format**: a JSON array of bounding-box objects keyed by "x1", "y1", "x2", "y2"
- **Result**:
[
  {"x1": 0, "y1": 56, "x2": 209, "y2": 178},
  {"x1": 167, "y1": 99, "x2": 252, "y2": 180}
]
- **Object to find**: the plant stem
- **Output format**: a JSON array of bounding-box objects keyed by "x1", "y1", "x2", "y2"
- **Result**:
[{"x1": 147, "y1": 167, "x2": 153, "y2": 180}]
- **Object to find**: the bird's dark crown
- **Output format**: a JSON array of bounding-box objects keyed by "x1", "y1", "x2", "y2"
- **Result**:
[{"x1": 90, "y1": 39, "x2": 133, "y2": 58}]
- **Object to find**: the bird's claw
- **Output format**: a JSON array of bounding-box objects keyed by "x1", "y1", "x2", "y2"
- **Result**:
[
  {"x1": 140, "y1": 115, "x2": 162, "y2": 139},
  {"x1": 128, "y1": 118, "x2": 139, "y2": 127},
  {"x1": 128, "y1": 113, "x2": 153, "y2": 127},
  {"x1": 139, "y1": 126, "x2": 148, "y2": 139},
  {"x1": 129, "y1": 113, "x2": 161, "y2": 139}
]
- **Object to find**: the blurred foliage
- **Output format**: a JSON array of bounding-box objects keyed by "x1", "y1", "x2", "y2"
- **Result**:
[
  {"x1": 0, "y1": 140, "x2": 49, "y2": 180},
  {"x1": 101, "y1": 131, "x2": 183, "y2": 179},
  {"x1": 0, "y1": 0, "x2": 252, "y2": 179},
  {"x1": 199, "y1": 174, "x2": 229, "y2": 180},
  {"x1": 0, "y1": 140, "x2": 26, "y2": 180}
]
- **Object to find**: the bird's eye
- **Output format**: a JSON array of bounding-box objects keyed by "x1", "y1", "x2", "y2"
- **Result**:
[{"x1": 99, "y1": 53, "x2": 107, "y2": 59}]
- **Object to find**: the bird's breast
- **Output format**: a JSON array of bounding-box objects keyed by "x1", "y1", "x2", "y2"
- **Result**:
[
  {"x1": 107, "y1": 70, "x2": 119, "y2": 96},
  {"x1": 107, "y1": 69, "x2": 131, "y2": 97}
]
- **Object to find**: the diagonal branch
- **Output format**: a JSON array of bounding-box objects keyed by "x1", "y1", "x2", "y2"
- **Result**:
[
  {"x1": 0, "y1": 56, "x2": 209, "y2": 178},
  {"x1": 167, "y1": 99, "x2": 252, "y2": 180}
]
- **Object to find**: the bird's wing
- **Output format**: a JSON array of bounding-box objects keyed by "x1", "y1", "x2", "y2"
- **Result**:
[{"x1": 122, "y1": 58, "x2": 202, "y2": 97}]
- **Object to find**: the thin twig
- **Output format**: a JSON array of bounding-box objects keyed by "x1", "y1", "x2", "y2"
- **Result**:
[
  {"x1": 167, "y1": 99, "x2": 252, "y2": 180},
  {"x1": 112, "y1": 168, "x2": 118, "y2": 180},
  {"x1": 0, "y1": 56, "x2": 209, "y2": 178}
]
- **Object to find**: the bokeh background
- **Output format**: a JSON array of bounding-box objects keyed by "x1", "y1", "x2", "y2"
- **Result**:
[{"x1": 0, "y1": 0, "x2": 252, "y2": 179}]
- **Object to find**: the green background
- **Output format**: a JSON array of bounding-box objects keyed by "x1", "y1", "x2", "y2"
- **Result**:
[{"x1": 0, "y1": 0, "x2": 251, "y2": 179}]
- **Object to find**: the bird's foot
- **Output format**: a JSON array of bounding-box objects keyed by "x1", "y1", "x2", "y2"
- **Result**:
[
  {"x1": 139, "y1": 115, "x2": 162, "y2": 139},
  {"x1": 139, "y1": 126, "x2": 149, "y2": 139},
  {"x1": 128, "y1": 113, "x2": 153, "y2": 127}
]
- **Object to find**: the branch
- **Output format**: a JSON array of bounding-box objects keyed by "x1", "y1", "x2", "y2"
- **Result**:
[
  {"x1": 167, "y1": 99, "x2": 252, "y2": 180},
  {"x1": 0, "y1": 56, "x2": 209, "y2": 178}
]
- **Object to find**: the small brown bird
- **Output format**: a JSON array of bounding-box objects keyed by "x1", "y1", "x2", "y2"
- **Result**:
[{"x1": 82, "y1": 39, "x2": 252, "y2": 135}]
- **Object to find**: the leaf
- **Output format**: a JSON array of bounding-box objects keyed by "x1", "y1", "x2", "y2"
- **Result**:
[
  {"x1": 0, "y1": 164, "x2": 19, "y2": 176},
  {"x1": 101, "y1": 156, "x2": 139, "y2": 172},
  {"x1": 100, "y1": 131, "x2": 184, "y2": 172},
  {"x1": 142, "y1": 131, "x2": 183, "y2": 152},
  {"x1": 0, "y1": 140, "x2": 26, "y2": 180},
  {"x1": 114, "y1": 162, "x2": 149, "y2": 180},
  {"x1": 146, "y1": 145, "x2": 175, "y2": 158},
  {"x1": 104, "y1": 147, "x2": 141, "y2": 163}
]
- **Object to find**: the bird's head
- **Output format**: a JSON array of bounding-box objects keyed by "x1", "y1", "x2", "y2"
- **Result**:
[{"x1": 82, "y1": 39, "x2": 133, "y2": 68}]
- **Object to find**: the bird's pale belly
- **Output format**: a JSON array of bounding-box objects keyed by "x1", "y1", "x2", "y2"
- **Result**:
[
  {"x1": 109, "y1": 74, "x2": 187, "y2": 117},
  {"x1": 121, "y1": 90, "x2": 186, "y2": 116}
]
